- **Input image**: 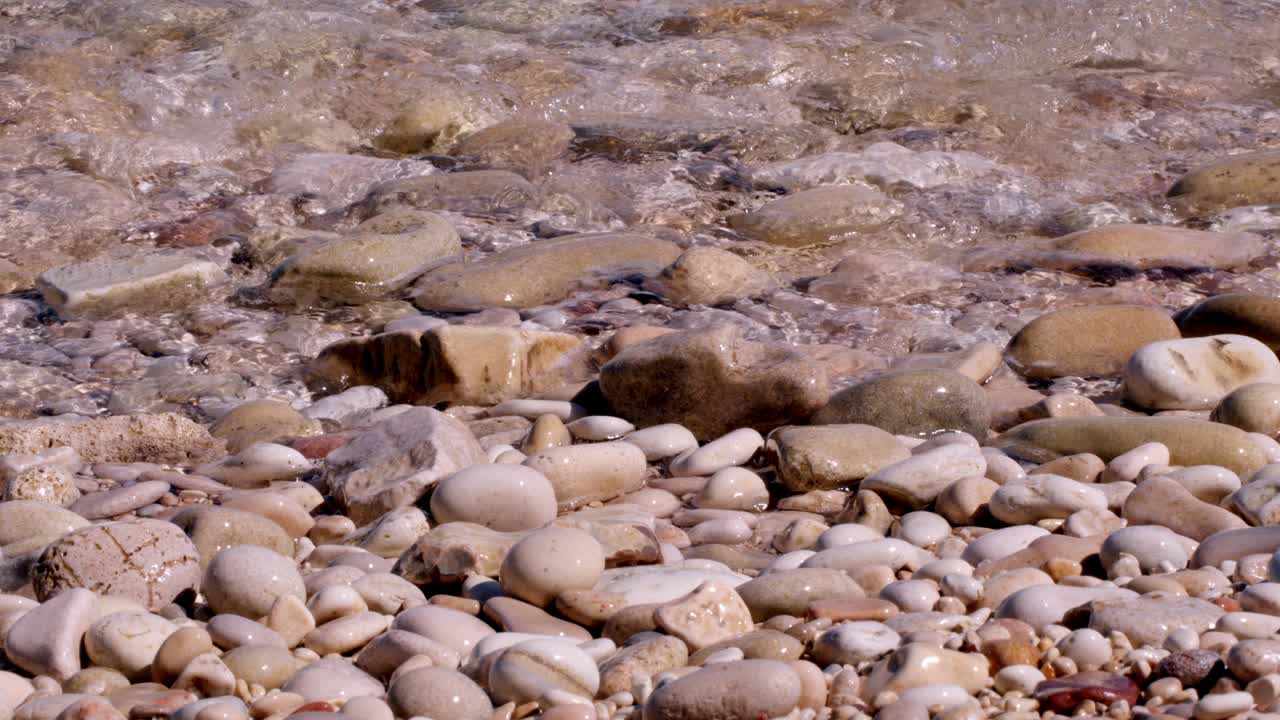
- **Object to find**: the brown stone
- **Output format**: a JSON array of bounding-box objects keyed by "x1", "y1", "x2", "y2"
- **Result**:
[{"x1": 1007, "y1": 305, "x2": 1179, "y2": 378}]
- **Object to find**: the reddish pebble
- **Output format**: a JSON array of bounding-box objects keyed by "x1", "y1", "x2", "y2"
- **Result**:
[
  {"x1": 291, "y1": 433, "x2": 353, "y2": 460},
  {"x1": 290, "y1": 701, "x2": 339, "y2": 714},
  {"x1": 1034, "y1": 671, "x2": 1139, "y2": 711},
  {"x1": 1215, "y1": 597, "x2": 1243, "y2": 612}
]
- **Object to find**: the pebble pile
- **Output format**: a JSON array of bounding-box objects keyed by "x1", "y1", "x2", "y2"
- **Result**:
[
  {"x1": 13, "y1": 232, "x2": 1280, "y2": 720},
  {"x1": 1, "y1": 1, "x2": 1280, "y2": 719}
]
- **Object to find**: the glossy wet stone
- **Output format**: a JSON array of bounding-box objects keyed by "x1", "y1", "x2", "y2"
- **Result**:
[{"x1": 1033, "y1": 671, "x2": 1139, "y2": 712}]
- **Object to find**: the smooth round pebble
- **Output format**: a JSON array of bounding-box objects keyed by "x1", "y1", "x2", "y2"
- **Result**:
[
  {"x1": 388, "y1": 666, "x2": 493, "y2": 720},
  {"x1": 500, "y1": 527, "x2": 605, "y2": 607},
  {"x1": 204, "y1": 545, "x2": 306, "y2": 618},
  {"x1": 488, "y1": 638, "x2": 600, "y2": 704},
  {"x1": 430, "y1": 464, "x2": 558, "y2": 532}
]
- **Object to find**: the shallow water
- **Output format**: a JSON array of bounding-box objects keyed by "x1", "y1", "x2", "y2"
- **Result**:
[{"x1": 1, "y1": 0, "x2": 1280, "y2": 416}]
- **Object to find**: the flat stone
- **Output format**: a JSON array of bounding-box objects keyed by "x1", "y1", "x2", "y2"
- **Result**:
[
  {"x1": 210, "y1": 400, "x2": 322, "y2": 454},
  {"x1": 390, "y1": 605, "x2": 494, "y2": 658},
  {"x1": 32, "y1": 520, "x2": 200, "y2": 610},
  {"x1": 1124, "y1": 335, "x2": 1280, "y2": 410},
  {"x1": 811, "y1": 622, "x2": 900, "y2": 665},
  {"x1": 688, "y1": 629, "x2": 803, "y2": 664},
  {"x1": 1178, "y1": 294, "x2": 1280, "y2": 352},
  {"x1": 812, "y1": 369, "x2": 990, "y2": 438},
  {"x1": 599, "y1": 326, "x2": 829, "y2": 441},
  {"x1": 269, "y1": 210, "x2": 459, "y2": 306},
  {"x1": 1193, "y1": 527, "x2": 1280, "y2": 568},
  {"x1": 728, "y1": 184, "x2": 901, "y2": 247},
  {"x1": 769, "y1": 425, "x2": 910, "y2": 491},
  {"x1": 393, "y1": 522, "x2": 521, "y2": 582},
  {"x1": 1089, "y1": 596, "x2": 1223, "y2": 647},
  {"x1": 1123, "y1": 476, "x2": 1247, "y2": 541},
  {"x1": 281, "y1": 658, "x2": 383, "y2": 704},
  {"x1": 641, "y1": 659, "x2": 801, "y2": 720},
  {"x1": 36, "y1": 252, "x2": 225, "y2": 319},
  {"x1": 1168, "y1": 150, "x2": 1280, "y2": 213},
  {"x1": 0, "y1": 414, "x2": 223, "y2": 465},
  {"x1": 307, "y1": 325, "x2": 585, "y2": 406},
  {"x1": 1007, "y1": 305, "x2": 1179, "y2": 378},
  {"x1": 413, "y1": 232, "x2": 680, "y2": 312},
  {"x1": 989, "y1": 474, "x2": 1107, "y2": 524},
  {"x1": 994, "y1": 417, "x2": 1268, "y2": 476},
  {"x1": 320, "y1": 407, "x2": 484, "y2": 524},
  {"x1": 354, "y1": 629, "x2": 461, "y2": 677},
  {"x1": 996, "y1": 585, "x2": 1136, "y2": 631},
  {"x1": 70, "y1": 480, "x2": 168, "y2": 520},
  {"x1": 483, "y1": 596, "x2": 591, "y2": 640},
  {"x1": 968, "y1": 224, "x2": 1265, "y2": 273}
]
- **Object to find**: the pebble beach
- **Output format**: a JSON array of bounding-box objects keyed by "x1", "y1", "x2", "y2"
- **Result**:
[{"x1": 3, "y1": 1, "x2": 1280, "y2": 720}]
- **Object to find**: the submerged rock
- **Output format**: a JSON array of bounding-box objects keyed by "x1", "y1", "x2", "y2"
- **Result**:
[
  {"x1": 36, "y1": 252, "x2": 225, "y2": 320},
  {"x1": 599, "y1": 325, "x2": 829, "y2": 441},
  {"x1": 412, "y1": 232, "x2": 681, "y2": 312},
  {"x1": 728, "y1": 184, "x2": 901, "y2": 247}
]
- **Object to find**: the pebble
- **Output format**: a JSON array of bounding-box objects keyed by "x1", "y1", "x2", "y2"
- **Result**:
[
  {"x1": 1125, "y1": 335, "x2": 1280, "y2": 410},
  {"x1": 988, "y1": 474, "x2": 1107, "y2": 524},
  {"x1": 84, "y1": 611, "x2": 177, "y2": 681},
  {"x1": 4, "y1": 466, "x2": 78, "y2": 506},
  {"x1": 961, "y1": 526, "x2": 1049, "y2": 566},
  {"x1": 811, "y1": 622, "x2": 901, "y2": 664},
  {"x1": 862, "y1": 643, "x2": 990, "y2": 698},
  {"x1": 692, "y1": 467, "x2": 768, "y2": 511},
  {"x1": 1089, "y1": 596, "x2": 1224, "y2": 647},
  {"x1": 735, "y1": 568, "x2": 865, "y2": 621},
  {"x1": 387, "y1": 666, "x2": 492, "y2": 720},
  {"x1": 500, "y1": 527, "x2": 605, "y2": 607},
  {"x1": 390, "y1": 605, "x2": 495, "y2": 657},
  {"x1": 220, "y1": 491, "x2": 316, "y2": 539},
  {"x1": 812, "y1": 369, "x2": 991, "y2": 439},
  {"x1": 1214, "y1": 383, "x2": 1280, "y2": 435},
  {"x1": 768, "y1": 425, "x2": 910, "y2": 491},
  {"x1": 1033, "y1": 671, "x2": 1139, "y2": 712},
  {"x1": 566, "y1": 416, "x2": 635, "y2": 441},
  {"x1": 894, "y1": 511, "x2": 951, "y2": 548},
  {"x1": 203, "y1": 545, "x2": 306, "y2": 618},
  {"x1": 71, "y1": 480, "x2": 170, "y2": 519},
  {"x1": 4, "y1": 587, "x2": 95, "y2": 680},
  {"x1": 668, "y1": 428, "x2": 763, "y2": 476},
  {"x1": 195, "y1": 443, "x2": 311, "y2": 488},
  {"x1": 221, "y1": 645, "x2": 302, "y2": 689},
  {"x1": 1125, "y1": 476, "x2": 1248, "y2": 541},
  {"x1": 861, "y1": 444, "x2": 987, "y2": 509},
  {"x1": 1100, "y1": 525, "x2": 1191, "y2": 573},
  {"x1": 654, "y1": 581, "x2": 753, "y2": 650},
  {"x1": 621, "y1": 424, "x2": 698, "y2": 462},
  {"x1": 1007, "y1": 304, "x2": 1180, "y2": 378},
  {"x1": 431, "y1": 463, "x2": 557, "y2": 531},
  {"x1": 1194, "y1": 690, "x2": 1255, "y2": 720},
  {"x1": 488, "y1": 638, "x2": 600, "y2": 704},
  {"x1": 996, "y1": 584, "x2": 1136, "y2": 630},
  {"x1": 524, "y1": 442, "x2": 647, "y2": 511},
  {"x1": 281, "y1": 658, "x2": 384, "y2": 703}
]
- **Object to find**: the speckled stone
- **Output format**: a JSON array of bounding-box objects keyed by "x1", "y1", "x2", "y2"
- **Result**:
[
  {"x1": 32, "y1": 520, "x2": 200, "y2": 610},
  {"x1": 812, "y1": 369, "x2": 990, "y2": 438}
]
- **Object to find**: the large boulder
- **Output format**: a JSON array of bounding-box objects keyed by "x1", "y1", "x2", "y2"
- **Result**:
[
  {"x1": 307, "y1": 325, "x2": 587, "y2": 406},
  {"x1": 321, "y1": 407, "x2": 484, "y2": 524},
  {"x1": 598, "y1": 326, "x2": 829, "y2": 441},
  {"x1": 412, "y1": 232, "x2": 681, "y2": 312}
]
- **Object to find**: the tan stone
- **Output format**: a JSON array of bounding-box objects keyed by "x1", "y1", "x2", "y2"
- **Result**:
[
  {"x1": 210, "y1": 400, "x2": 322, "y2": 454},
  {"x1": 307, "y1": 325, "x2": 585, "y2": 406},
  {"x1": 729, "y1": 184, "x2": 901, "y2": 247},
  {"x1": 769, "y1": 425, "x2": 910, "y2": 491},
  {"x1": 1168, "y1": 151, "x2": 1280, "y2": 213},
  {"x1": 0, "y1": 414, "x2": 222, "y2": 465},
  {"x1": 1007, "y1": 305, "x2": 1179, "y2": 378},
  {"x1": 1177, "y1": 294, "x2": 1280, "y2": 351},
  {"x1": 654, "y1": 581, "x2": 753, "y2": 651},
  {"x1": 652, "y1": 246, "x2": 773, "y2": 306}
]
